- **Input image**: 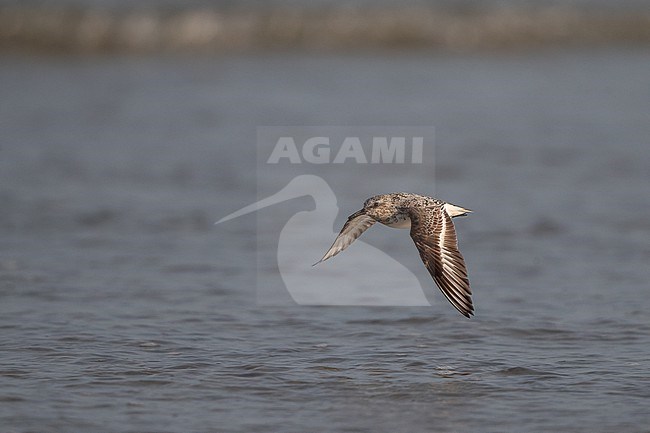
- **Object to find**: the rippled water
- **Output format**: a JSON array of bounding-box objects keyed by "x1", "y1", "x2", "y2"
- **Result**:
[{"x1": 1, "y1": 49, "x2": 650, "y2": 432}]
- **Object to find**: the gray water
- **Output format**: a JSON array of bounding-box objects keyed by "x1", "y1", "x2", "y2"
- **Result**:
[{"x1": 1, "y1": 49, "x2": 650, "y2": 432}]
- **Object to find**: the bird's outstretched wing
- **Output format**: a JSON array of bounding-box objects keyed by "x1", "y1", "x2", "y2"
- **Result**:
[
  {"x1": 314, "y1": 210, "x2": 376, "y2": 265},
  {"x1": 408, "y1": 204, "x2": 474, "y2": 317}
]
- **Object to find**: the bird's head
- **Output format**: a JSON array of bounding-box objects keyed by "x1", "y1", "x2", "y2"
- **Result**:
[{"x1": 363, "y1": 194, "x2": 397, "y2": 219}]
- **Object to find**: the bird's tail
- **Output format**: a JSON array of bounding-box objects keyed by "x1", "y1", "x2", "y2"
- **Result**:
[{"x1": 444, "y1": 202, "x2": 473, "y2": 218}]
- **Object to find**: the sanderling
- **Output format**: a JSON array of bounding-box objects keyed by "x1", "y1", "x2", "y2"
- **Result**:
[{"x1": 315, "y1": 193, "x2": 474, "y2": 317}]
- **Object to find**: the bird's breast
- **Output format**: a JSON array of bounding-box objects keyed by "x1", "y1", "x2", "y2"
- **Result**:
[{"x1": 382, "y1": 214, "x2": 411, "y2": 229}]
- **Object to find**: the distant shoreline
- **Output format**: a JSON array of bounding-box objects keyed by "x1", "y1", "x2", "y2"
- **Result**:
[{"x1": 2, "y1": 5, "x2": 650, "y2": 54}]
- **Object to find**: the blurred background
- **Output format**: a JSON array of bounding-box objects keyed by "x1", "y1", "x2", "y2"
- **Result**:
[{"x1": 1, "y1": 0, "x2": 650, "y2": 432}]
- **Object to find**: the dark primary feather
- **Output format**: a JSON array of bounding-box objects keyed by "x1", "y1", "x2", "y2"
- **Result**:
[
  {"x1": 314, "y1": 210, "x2": 376, "y2": 265},
  {"x1": 407, "y1": 204, "x2": 474, "y2": 317}
]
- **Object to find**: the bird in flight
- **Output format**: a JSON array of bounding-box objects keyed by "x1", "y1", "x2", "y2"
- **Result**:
[{"x1": 315, "y1": 193, "x2": 474, "y2": 317}]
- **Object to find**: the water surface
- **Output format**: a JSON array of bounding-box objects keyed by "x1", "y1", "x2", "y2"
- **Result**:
[{"x1": 1, "y1": 49, "x2": 650, "y2": 432}]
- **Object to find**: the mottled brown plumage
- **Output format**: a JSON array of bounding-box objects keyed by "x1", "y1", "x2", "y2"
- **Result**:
[{"x1": 315, "y1": 193, "x2": 474, "y2": 317}]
